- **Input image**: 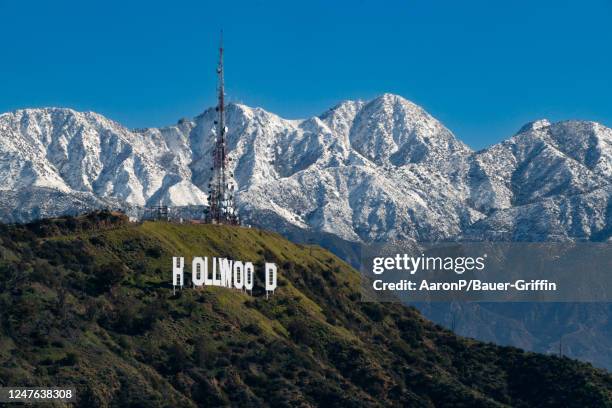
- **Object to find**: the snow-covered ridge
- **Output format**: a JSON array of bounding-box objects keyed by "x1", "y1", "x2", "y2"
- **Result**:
[{"x1": 1, "y1": 94, "x2": 611, "y2": 242}]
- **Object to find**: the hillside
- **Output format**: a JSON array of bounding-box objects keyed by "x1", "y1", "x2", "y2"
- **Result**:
[{"x1": 0, "y1": 212, "x2": 611, "y2": 407}]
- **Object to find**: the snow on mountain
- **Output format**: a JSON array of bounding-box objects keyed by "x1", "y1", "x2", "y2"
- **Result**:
[
  {"x1": 463, "y1": 183, "x2": 612, "y2": 241},
  {"x1": 0, "y1": 108, "x2": 205, "y2": 209},
  {"x1": 2, "y1": 95, "x2": 612, "y2": 370},
  {"x1": 1, "y1": 95, "x2": 611, "y2": 243},
  {"x1": 468, "y1": 119, "x2": 612, "y2": 215}
]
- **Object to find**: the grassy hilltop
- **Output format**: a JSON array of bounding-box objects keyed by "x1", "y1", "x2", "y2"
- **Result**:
[{"x1": 0, "y1": 211, "x2": 610, "y2": 407}]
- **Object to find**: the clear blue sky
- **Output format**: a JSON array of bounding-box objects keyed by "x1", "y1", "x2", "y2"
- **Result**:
[{"x1": 1, "y1": 0, "x2": 610, "y2": 149}]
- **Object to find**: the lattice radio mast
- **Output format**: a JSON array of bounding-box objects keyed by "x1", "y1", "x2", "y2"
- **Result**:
[{"x1": 205, "y1": 33, "x2": 240, "y2": 225}]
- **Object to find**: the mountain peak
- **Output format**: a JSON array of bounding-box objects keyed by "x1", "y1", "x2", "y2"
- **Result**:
[
  {"x1": 368, "y1": 93, "x2": 420, "y2": 109},
  {"x1": 321, "y1": 94, "x2": 417, "y2": 120},
  {"x1": 517, "y1": 119, "x2": 551, "y2": 134}
]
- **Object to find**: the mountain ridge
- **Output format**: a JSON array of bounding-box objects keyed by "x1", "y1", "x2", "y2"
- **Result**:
[
  {"x1": 2, "y1": 96, "x2": 612, "y2": 371},
  {"x1": 6, "y1": 94, "x2": 610, "y2": 243}
]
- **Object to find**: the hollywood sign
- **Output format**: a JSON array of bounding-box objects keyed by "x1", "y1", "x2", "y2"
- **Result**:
[{"x1": 172, "y1": 256, "x2": 278, "y2": 298}]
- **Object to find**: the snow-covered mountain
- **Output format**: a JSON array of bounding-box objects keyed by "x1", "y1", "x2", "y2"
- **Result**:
[
  {"x1": 2, "y1": 94, "x2": 612, "y2": 369},
  {"x1": 0, "y1": 108, "x2": 205, "y2": 210},
  {"x1": 464, "y1": 119, "x2": 612, "y2": 241},
  {"x1": 1, "y1": 93, "x2": 611, "y2": 243}
]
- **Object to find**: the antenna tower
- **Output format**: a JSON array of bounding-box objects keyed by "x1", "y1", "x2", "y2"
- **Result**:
[{"x1": 205, "y1": 33, "x2": 240, "y2": 225}]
